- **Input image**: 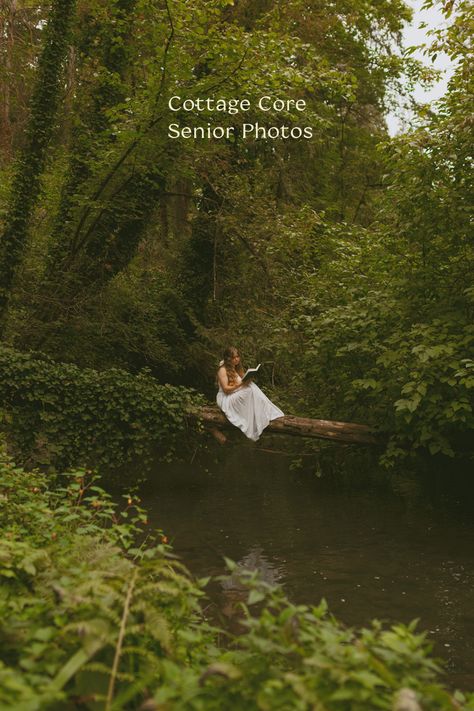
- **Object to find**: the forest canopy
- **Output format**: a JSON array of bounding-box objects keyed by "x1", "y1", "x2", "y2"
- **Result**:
[{"x1": 0, "y1": 0, "x2": 472, "y2": 463}]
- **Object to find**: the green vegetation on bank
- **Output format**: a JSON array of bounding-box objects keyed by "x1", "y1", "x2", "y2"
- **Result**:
[
  {"x1": 1, "y1": 445, "x2": 472, "y2": 711},
  {"x1": 1, "y1": 328, "x2": 472, "y2": 473},
  {"x1": 0, "y1": 345, "x2": 202, "y2": 471}
]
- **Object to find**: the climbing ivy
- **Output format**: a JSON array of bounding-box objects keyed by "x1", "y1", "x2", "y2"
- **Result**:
[
  {"x1": 0, "y1": 345, "x2": 203, "y2": 470},
  {"x1": 0, "y1": 0, "x2": 76, "y2": 330}
]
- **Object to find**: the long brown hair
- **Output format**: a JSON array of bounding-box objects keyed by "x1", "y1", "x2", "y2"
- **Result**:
[{"x1": 220, "y1": 346, "x2": 244, "y2": 385}]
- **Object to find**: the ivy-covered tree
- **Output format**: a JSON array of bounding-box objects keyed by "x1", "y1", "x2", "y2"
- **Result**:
[{"x1": 0, "y1": 0, "x2": 76, "y2": 332}]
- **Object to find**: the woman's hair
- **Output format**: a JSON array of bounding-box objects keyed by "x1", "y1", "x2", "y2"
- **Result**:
[{"x1": 220, "y1": 346, "x2": 244, "y2": 384}]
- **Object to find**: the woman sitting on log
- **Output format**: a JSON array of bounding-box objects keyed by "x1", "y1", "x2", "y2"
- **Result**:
[{"x1": 216, "y1": 346, "x2": 284, "y2": 441}]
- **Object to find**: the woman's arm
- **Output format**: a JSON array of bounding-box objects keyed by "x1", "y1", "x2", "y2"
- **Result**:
[{"x1": 217, "y1": 367, "x2": 243, "y2": 394}]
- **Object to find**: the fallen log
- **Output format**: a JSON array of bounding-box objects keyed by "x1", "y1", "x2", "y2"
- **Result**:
[{"x1": 198, "y1": 405, "x2": 377, "y2": 445}]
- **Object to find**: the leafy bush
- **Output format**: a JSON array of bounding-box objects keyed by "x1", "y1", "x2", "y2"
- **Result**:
[
  {"x1": 353, "y1": 316, "x2": 474, "y2": 463},
  {"x1": 291, "y1": 290, "x2": 474, "y2": 464},
  {"x1": 0, "y1": 345, "x2": 203, "y2": 470},
  {"x1": 0, "y1": 445, "x2": 472, "y2": 710},
  {"x1": 0, "y1": 444, "x2": 214, "y2": 710}
]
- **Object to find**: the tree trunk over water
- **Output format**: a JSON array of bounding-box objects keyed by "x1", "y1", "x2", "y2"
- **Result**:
[{"x1": 198, "y1": 405, "x2": 377, "y2": 445}]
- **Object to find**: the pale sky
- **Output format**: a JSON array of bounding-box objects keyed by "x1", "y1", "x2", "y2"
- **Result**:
[{"x1": 386, "y1": 0, "x2": 454, "y2": 135}]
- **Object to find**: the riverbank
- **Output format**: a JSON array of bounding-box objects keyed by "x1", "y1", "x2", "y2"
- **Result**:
[{"x1": 1, "y1": 442, "x2": 471, "y2": 710}]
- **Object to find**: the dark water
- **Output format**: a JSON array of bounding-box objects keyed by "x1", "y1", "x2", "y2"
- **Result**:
[{"x1": 140, "y1": 444, "x2": 474, "y2": 690}]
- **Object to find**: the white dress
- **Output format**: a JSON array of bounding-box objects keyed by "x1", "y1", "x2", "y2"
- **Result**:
[{"x1": 216, "y1": 373, "x2": 284, "y2": 441}]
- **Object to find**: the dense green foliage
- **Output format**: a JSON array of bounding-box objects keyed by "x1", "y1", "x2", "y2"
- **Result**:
[
  {"x1": 1, "y1": 446, "x2": 472, "y2": 710},
  {"x1": 288, "y1": 288, "x2": 474, "y2": 464},
  {"x1": 0, "y1": 0, "x2": 471, "y2": 464},
  {"x1": 0, "y1": 345, "x2": 202, "y2": 470},
  {"x1": 0, "y1": 0, "x2": 76, "y2": 327},
  {"x1": 280, "y1": 0, "x2": 474, "y2": 463}
]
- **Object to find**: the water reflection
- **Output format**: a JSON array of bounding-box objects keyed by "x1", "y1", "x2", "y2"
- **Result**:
[
  {"x1": 141, "y1": 444, "x2": 474, "y2": 689},
  {"x1": 218, "y1": 546, "x2": 285, "y2": 622},
  {"x1": 221, "y1": 546, "x2": 284, "y2": 592}
]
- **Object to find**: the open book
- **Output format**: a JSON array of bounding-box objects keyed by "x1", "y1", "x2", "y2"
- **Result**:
[{"x1": 242, "y1": 363, "x2": 261, "y2": 382}]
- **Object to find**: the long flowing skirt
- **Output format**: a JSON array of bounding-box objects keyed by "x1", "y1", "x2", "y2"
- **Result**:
[{"x1": 216, "y1": 382, "x2": 284, "y2": 441}]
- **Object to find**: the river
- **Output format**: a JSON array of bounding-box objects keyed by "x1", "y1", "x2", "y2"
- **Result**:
[{"x1": 139, "y1": 442, "x2": 474, "y2": 690}]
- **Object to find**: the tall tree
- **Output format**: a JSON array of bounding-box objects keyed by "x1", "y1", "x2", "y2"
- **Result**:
[{"x1": 0, "y1": 0, "x2": 76, "y2": 332}]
